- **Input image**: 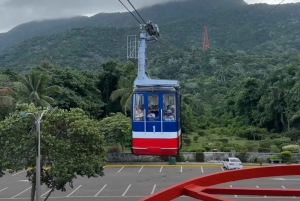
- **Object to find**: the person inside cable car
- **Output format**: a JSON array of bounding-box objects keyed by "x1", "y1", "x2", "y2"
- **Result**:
[
  {"x1": 134, "y1": 106, "x2": 144, "y2": 120},
  {"x1": 163, "y1": 109, "x2": 175, "y2": 121},
  {"x1": 147, "y1": 110, "x2": 155, "y2": 120}
]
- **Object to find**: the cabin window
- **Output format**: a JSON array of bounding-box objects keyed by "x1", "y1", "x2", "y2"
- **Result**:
[
  {"x1": 147, "y1": 94, "x2": 159, "y2": 120},
  {"x1": 163, "y1": 94, "x2": 176, "y2": 121},
  {"x1": 133, "y1": 94, "x2": 144, "y2": 121}
]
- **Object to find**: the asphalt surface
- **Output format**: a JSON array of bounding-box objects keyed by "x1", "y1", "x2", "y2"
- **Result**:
[{"x1": 0, "y1": 165, "x2": 299, "y2": 201}]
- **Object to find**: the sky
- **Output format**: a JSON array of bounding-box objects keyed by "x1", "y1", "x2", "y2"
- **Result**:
[{"x1": 0, "y1": 0, "x2": 299, "y2": 33}]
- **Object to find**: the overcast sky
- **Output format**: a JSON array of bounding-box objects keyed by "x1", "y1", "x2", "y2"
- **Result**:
[{"x1": 0, "y1": 0, "x2": 299, "y2": 33}]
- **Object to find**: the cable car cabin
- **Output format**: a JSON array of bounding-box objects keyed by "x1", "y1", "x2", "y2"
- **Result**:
[{"x1": 131, "y1": 86, "x2": 182, "y2": 157}]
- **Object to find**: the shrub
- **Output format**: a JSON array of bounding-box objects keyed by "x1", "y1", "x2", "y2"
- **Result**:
[
  {"x1": 218, "y1": 138, "x2": 229, "y2": 144},
  {"x1": 267, "y1": 155, "x2": 280, "y2": 161},
  {"x1": 193, "y1": 136, "x2": 199, "y2": 143},
  {"x1": 107, "y1": 145, "x2": 121, "y2": 153},
  {"x1": 282, "y1": 145, "x2": 300, "y2": 153},
  {"x1": 270, "y1": 145, "x2": 280, "y2": 153},
  {"x1": 183, "y1": 138, "x2": 191, "y2": 146},
  {"x1": 198, "y1": 130, "x2": 206, "y2": 136},
  {"x1": 272, "y1": 138, "x2": 292, "y2": 147},
  {"x1": 259, "y1": 139, "x2": 273, "y2": 149},
  {"x1": 280, "y1": 151, "x2": 292, "y2": 163},
  {"x1": 187, "y1": 148, "x2": 205, "y2": 152},
  {"x1": 258, "y1": 147, "x2": 270, "y2": 153},
  {"x1": 176, "y1": 153, "x2": 185, "y2": 162}
]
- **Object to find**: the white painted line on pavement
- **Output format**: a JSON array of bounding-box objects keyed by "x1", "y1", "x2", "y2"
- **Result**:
[
  {"x1": 138, "y1": 166, "x2": 143, "y2": 173},
  {"x1": 122, "y1": 184, "x2": 131, "y2": 196},
  {"x1": 66, "y1": 185, "x2": 82, "y2": 197},
  {"x1": 41, "y1": 189, "x2": 52, "y2": 197},
  {"x1": 151, "y1": 184, "x2": 156, "y2": 195},
  {"x1": 0, "y1": 188, "x2": 7, "y2": 193},
  {"x1": 256, "y1": 185, "x2": 267, "y2": 198},
  {"x1": 230, "y1": 185, "x2": 237, "y2": 197},
  {"x1": 221, "y1": 167, "x2": 224, "y2": 171},
  {"x1": 11, "y1": 187, "x2": 32, "y2": 198},
  {"x1": 1, "y1": 195, "x2": 300, "y2": 199},
  {"x1": 117, "y1": 166, "x2": 124, "y2": 173},
  {"x1": 159, "y1": 166, "x2": 163, "y2": 173},
  {"x1": 180, "y1": 166, "x2": 182, "y2": 173},
  {"x1": 12, "y1": 170, "x2": 25, "y2": 176},
  {"x1": 95, "y1": 184, "x2": 107, "y2": 196},
  {"x1": 201, "y1": 166, "x2": 203, "y2": 173},
  {"x1": 282, "y1": 186, "x2": 296, "y2": 198}
]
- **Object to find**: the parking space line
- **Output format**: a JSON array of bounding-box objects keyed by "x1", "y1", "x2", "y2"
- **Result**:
[
  {"x1": 159, "y1": 166, "x2": 163, "y2": 173},
  {"x1": 138, "y1": 166, "x2": 143, "y2": 173},
  {"x1": 66, "y1": 185, "x2": 82, "y2": 197},
  {"x1": 41, "y1": 189, "x2": 52, "y2": 197},
  {"x1": 180, "y1": 166, "x2": 182, "y2": 173},
  {"x1": 12, "y1": 170, "x2": 25, "y2": 176},
  {"x1": 117, "y1": 166, "x2": 124, "y2": 173},
  {"x1": 230, "y1": 185, "x2": 237, "y2": 197},
  {"x1": 122, "y1": 184, "x2": 131, "y2": 196},
  {"x1": 95, "y1": 184, "x2": 107, "y2": 196},
  {"x1": 0, "y1": 187, "x2": 7, "y2": 193},
  {"x1": 151, "y1": 185, "x2": 156, "y2": 195},
  {"x1": 256, "y1": 185, "x2": 267, "y2": 198},
  {"x1": 282, "y1": 186, "x2": 296, "y2": 198},
  {"x1": 11, "y1": 187, "x2": 31, "y2": 198},
  {"x1": 201, "y1": 166, "x2": 203, "y2": 173}
]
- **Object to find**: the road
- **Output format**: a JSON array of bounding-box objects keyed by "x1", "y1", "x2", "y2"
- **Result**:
[{"x1": 0, "y1": 165, "x2": 299, "y2": 201}]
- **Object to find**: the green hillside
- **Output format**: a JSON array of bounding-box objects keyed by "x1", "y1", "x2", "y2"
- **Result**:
[
  {"x1": 1, "y1": 2, "x2": 300, "y2": 71},
  {"x1": 0, "y1": 0, "x2": 246, "y2": 53}
]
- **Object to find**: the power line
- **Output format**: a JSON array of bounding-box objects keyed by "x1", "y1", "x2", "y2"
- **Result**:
[
  {"x1": 127, "y1": 0, "x2": 147, "y2": 24},
  {"x1": 120, "y1": 0, "x2": 183, "y2": 52},
  {"x1": 262, "y1": 0, "x2": 284, "y2": 19},
  {"x1": 226, "y1": 0, "x2": 285, "y2": 36},
  {"x1": 118, "y1": 0, "x2": 141, "y2": 24}
]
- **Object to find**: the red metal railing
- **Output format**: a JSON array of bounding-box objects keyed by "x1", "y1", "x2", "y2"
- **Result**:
[{"x1": 139, "y1": 164, "x2": 300, "y2": 201}]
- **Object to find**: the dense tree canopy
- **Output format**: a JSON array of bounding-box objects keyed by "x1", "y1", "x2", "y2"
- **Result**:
[{"x1": 0, "y1": 104, "x2": 106, "y2": 200}]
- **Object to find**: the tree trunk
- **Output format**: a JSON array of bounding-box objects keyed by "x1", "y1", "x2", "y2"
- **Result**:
[
  {"x1": 44, "y1": 188, "x2": 54, "y2": 201},
  {"x1": 280, "y1": 111, "x2": 286, "y2": 131},
  {"x1": 30, "y1": 180, "x2": 36, "y2": 201}
]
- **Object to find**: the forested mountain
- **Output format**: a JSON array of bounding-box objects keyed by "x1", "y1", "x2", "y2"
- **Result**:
[
  {"x1": 0, "y1": 0, "x2": 300, "y2": 152},
  {"x1": 1, "y1": 1, "x2": 300, "y2": 71},
  {"x1": 0, "y1": 0, "x2": 246, "y2": 53}
]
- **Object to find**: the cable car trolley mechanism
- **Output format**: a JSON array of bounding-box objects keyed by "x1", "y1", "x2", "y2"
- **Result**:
[{"x1": 131, "y1": 21, "x2": 182, "y2": 157}]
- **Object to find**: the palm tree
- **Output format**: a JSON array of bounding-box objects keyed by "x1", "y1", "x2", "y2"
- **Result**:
[
  {"x1": 0, "y1": 87, "x2": 14, "y2": 106},
  {"x1": 13, "y1": 71, "x2": 60, "y2": 107},
  {"x1": 110, "y1": 75, "x2": 135, "y2": 115}
]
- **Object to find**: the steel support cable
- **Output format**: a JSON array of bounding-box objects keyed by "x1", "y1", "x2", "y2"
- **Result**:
[
  {"x1": 118, "y1": 0, "x2": 142, "y2": 24},
  {"x1": 127, "y1": 0, "x2": 147, "y2": 24},
  {"x1": 226, "y1": 0, "x2": 285, "y2": 36}
]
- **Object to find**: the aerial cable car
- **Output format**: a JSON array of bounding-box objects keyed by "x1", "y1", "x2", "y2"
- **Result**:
[{"x1": 131, "y1": 21, "x2": 182, "y2": 157}]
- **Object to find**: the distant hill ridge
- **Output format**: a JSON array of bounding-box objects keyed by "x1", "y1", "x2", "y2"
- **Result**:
[
  {"x1": 0, "y1": 0, "x2": 246, "y2": 53},
  {"x1": 1, "y1": 0, "x2": 300, "y2": 71}
]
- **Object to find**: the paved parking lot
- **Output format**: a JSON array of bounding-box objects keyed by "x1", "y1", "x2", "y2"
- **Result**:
[{"x1": 0, "y1": 165, "x2": 299, "y2": 201}]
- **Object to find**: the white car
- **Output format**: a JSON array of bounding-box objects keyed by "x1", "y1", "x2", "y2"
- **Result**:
[{"x1": 223, "y1": 157, "x2": 243, "y2": 170}]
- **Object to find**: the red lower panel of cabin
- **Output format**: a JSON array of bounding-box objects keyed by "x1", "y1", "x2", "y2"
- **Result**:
[{"x1": 132, "y1": 136, "x2": 182, "y2": 156}]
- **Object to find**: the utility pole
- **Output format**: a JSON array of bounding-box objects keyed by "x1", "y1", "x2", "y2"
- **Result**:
[{"x1": 20, "y1": 107, "x2": 53, "y2": 201}]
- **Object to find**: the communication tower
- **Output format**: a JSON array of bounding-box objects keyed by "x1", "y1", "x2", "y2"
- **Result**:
[{"x1": 203, "y1": 26, "x2": 210, "y2": 50}]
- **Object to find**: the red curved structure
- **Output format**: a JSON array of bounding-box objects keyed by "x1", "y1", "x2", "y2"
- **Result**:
[{"x1": 140, "y1": 165, "x2": 300, "y2": 201}]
